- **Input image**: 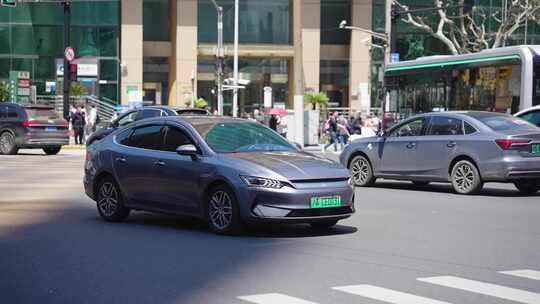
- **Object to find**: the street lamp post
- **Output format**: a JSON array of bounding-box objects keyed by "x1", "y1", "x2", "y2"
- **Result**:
[
  {"x1": 210, "y1": 0, "x2": 225, "y2": 115},
  {"x1": 232, "y1": 0, "x2": 239, "y2": 117}
]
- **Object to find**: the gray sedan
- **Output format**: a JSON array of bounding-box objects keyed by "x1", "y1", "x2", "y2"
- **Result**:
[
  {"x1": 84, "y1": 116, "x2": 354, "y2": 234},
  {"x1": 340, "y1": 111, "x2": 540, "y2": 195}
]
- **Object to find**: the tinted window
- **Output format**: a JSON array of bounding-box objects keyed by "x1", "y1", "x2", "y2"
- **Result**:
[
  {"x1": 389, "y1": 118, "x2": 426, "y2": 137},
  {"x1": 127, "y1": 125, "x2": 163, "y2": 150},
  {"x1": 519, "y1": 110, "x2": 540, "y2": 127},
  {"x1": 427, "y1": 116, "x2": 464, "y2": 136},
  {"x1": 478, "y1": 115, "x2": 537, "y2": 131},
  {"x1": 137, "y1": 109, "x2": 162, "y2": 120},
  {"x1": 116, "y1": 129, "x2": 133, "y2": 146},
  {"x1": 196, "y1": 122, "x2": 295, "y2": 153},
  {"x1": 162, "y1": 126, "x2": 193, "y2": 152},
  {"x1": 464, "y1": 122, "x2": 477, "y2": 134},
  {"x1": 25, "y1": 108, "x2": 59, "y2": 120},
  {"x1": 117, "y1": 111, "x2": 138, "y2": 127},
  {"x1": 0, "y1": 106, "x2": 6, "y2": 118},
  {"x1": 6, "y1": 107, "x2": 19, "y2": 118}
]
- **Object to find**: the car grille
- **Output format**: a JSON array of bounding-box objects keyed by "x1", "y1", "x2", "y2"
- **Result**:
[{"x1": 287, "y1": 206, "x2": 353, "y2": 217}]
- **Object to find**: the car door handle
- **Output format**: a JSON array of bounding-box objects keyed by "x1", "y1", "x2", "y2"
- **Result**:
[
  {"x1": 406, "y1": 142, "x2": 416, "y2": 149},
  {"x1": 447, "y1": 141, "x2": 457, "y2": 148},
  {"x1": 115, "y1": 157, "x2": 126, "y2": 163},
  {"x1": 154, "y1": 160, "x2": 166, "y2": 167}
]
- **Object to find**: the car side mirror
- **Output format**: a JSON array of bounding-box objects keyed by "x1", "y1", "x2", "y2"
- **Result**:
[
  {"x1": 110, "y1": 121, "x2": 118, "y2": 128},
  {"x1": 176, "y1": 144, "x2": 199, "y2": 159}
]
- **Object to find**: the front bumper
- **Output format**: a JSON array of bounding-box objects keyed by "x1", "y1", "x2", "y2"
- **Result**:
[{"x1": 236, "y1": 182, "x2": 355, "y2": 224}]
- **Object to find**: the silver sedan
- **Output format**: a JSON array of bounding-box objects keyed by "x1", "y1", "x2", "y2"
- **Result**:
[{"x1": 340, "y1": 111, "x2": 540, "y2": 195}]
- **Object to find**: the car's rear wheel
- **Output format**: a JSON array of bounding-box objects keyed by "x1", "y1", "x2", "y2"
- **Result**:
[
  {"x1": 43, "y1": 146, "x2": 61, "y2": 155},
  {"x1": 206, "y1": 185, "x2": 243, "y2": 235},
  {"x1": 96, "y1": 177, "x2": 130, "y2": 222},
  {"x1": 349, "y1": 155, "x2": 375, "y2": 187},
  {"x1": 310, "y1": 220, "x2": 339, "y2": 230},
  {"x1": 514, "y1": 180, "x2": 540, "y2": 194},
  {"x1": 451, "y1": 160, "x2": 483, "y2": 195},
  {"x1": 0, "y1": 132, "x2": 18, "y2": 155}
]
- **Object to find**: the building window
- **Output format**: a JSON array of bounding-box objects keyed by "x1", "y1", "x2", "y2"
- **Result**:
[
  {"x1": 198, "y1": 0, "x2": 290, "y2": 44},
  {"x1": 320, "y1": 60, "x2": 349, "y2": 107},
  {"x1": 143, "y1": 0, "x2": 170, "y2": 41},
  {"x1": 320, "y1": 0, "x2": 350, "y2": 45}
]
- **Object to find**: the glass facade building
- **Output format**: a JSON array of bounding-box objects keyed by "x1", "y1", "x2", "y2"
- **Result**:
[{"x1": 0, "y1": 1, "x2": 120, "y2": 101}]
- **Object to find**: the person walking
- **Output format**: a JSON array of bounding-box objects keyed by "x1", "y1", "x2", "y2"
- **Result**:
[
  {"x1": 337, "y1": 115, "x2": 350, "y2": 146},
  {"x1": 269, "y1": 114, "x2": 278, "y2": 132},
  {"x1": 71, "y1": 107, "x2": 86, "y2": 145},
  {"x1": 350, "y1": 112, "x2": 363, "y2": 135},
  {"x1": 323, "y1": 112, "x2": 339, "y2": 152}
]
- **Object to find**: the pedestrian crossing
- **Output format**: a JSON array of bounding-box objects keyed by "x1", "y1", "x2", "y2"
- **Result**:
[{"x1": 238, "y1": 269, "x2": 540, "y2": 304}]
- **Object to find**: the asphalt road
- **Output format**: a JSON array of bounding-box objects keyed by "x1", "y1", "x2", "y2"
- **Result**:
[{"x1": 1, "y1": 149, "x2": 540, "y2": 304}]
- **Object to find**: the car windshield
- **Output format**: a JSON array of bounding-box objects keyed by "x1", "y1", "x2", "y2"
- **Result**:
[
  {"x1": 25, "y1": 108, "x2": 60, "y2": 120},
  {"x1": 476, "y1": 115, "x2": 538, "y2": 132},
  {"x1": 195, "y1": 121, "x2": 295, "y2": 153}
]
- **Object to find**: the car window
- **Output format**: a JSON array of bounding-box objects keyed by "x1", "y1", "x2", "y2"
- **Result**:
[
  {"x1": 162, "y1": 126, "x2": 194, "y2": 152},
  {"x1": 0, "y1": 105, "x2": 6, "y2": 118},
  {"x1": 25, "y1": 108, "x2": 59, "y2": 120},
  {"x1": 519, "y1": 110, "x2": 540, "y2": 127},
  {"x1": 116, "y1": 129, "x2": 133, "y2": 146},
  {"x1": 464, "y1": 121, "x2": 477, "y2": 134},
  {"x1": 478, "y1": 115, "x2": 537, "y2": 131},
  {"x1": 427, "y1": 116, "x2": 464, "y2": 136},
  {"x1": 126, "y1": 125, "x2": 163, "y2": 150},
  {"x1": 117, "y1": 112, "x2": 138, "y2": 127},
  {"x1": 6, "y1": 107, "x2": 19, "y2": 118},
  {"x1": 388, "y1": 118, "x2": 426, "y2": 137},
  {"x1": 137, "y1": 109, "x2": 162, "y2": 120}
]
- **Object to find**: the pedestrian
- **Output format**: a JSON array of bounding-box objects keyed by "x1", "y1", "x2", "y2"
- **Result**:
[
  {"x1": 269, "y1": 114, "x2": 278, "y2": 132},
  {"x1": 253, "y1": 109, "x2": 264, "y2": 124},
  {"x1": 71, "y1": 106, "x2": 86, "y2": 145},
  {"x1": 88, "y1": 104, "x2": 98, "y2": 133},
  {"x1": 337, "y1": 115, "x2": 350, "y2": 146},
  {"x1": 277, "y1": 115, "x2": 288, "y2": 138},
  {"x1": 323, "y1": 112, "x2": 339, "y2": 152},
  {"x1": 350, "y1": 112, "x2": 363, "y2": 135}
]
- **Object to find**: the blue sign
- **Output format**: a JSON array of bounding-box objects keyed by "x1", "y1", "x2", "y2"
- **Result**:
[{"x1": 391, "y1": 53, "x2": 400, "y2": 63}]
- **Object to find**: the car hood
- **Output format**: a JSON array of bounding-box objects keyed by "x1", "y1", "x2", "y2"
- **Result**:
[{"x1": 224, "y1": 151, "x2": 349, "y2": 181}]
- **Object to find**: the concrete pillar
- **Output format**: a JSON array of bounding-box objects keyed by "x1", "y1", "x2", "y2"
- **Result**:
[
  {"x1": 169, "y1": 0, "x2": 198, "y2": 107},
  {"x1": 292, "y1": 0, "x2": 321, "y2": 98},
  {"x1": 349, "y1": 0, "x2": 372, "y2": 112},
  {"x1": 120, "y1": 0, "x2": 143, "y2": 105}
]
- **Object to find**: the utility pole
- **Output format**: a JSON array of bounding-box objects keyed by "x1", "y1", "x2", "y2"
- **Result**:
[
  {"x1": 232, "y1": 0, "x2": 239, "y2": 117},
  {"x1": 63, "y1": 1, "x2": 71, "y2": 120},
  {"x1": 210, "y1": 0, "x2": 224, "y2": 115}
]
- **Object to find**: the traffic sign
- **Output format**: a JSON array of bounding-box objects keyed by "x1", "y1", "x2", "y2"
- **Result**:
[
  {"x1": 64, "y1": 47, "x2": 75, "y2": 62},
  {"x1": 1, "y1": 0, "x2": 16, "y2": 8}
]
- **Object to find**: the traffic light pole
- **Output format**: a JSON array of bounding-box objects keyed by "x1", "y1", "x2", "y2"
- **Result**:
[{"x1": 63, "y1": 1, "x2": 71, "y2": 120}]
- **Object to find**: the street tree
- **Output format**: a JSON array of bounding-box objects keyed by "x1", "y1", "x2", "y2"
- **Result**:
[
  {"x1": 0, "y1": 82, "x2": 10, "y2": 102},
  {"x1": 394, "y1": 0, "x2": 540, "y2": 54}
]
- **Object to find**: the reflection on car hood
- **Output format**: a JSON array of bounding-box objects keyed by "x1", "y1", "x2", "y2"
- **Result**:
[{"x1": 226, "y1": 151, "x2": 349, "y2": 181}]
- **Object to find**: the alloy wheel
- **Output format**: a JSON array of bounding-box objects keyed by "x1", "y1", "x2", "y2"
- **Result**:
[
  {"x1": 209, "y1": 190, "x2": 233, "y2": 230},
  {"x1": 98, "y1": 182, "x2": 118, "y2": 217},
  {"x1": 454, "y1": 164, "x2": 475, "y2": 192},
  {"x1": 351, "y1": 157, "x2": 371, "y2": 186},
  {"x1": 0, "y1": 133, "x2": 14, "y2": 154}
]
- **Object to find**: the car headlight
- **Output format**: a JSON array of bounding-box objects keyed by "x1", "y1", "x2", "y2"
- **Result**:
[{"x1": 240, "y1": 175, "x2": 284, "y2": 189}]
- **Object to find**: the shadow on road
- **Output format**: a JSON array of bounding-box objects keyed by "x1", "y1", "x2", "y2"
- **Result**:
[{"x1": 372, "y1": 181, "x2": 540, "y2": 198}]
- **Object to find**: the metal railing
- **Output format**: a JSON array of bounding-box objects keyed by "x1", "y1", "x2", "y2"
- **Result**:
[{"x1": 36, "y1": 95, "x2": 117, "y2": 122}]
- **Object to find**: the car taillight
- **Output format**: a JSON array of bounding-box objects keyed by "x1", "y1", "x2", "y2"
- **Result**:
[
  {"x1": 22, "y1": 120, "x2": 39, "y2": 128},
  {"x1": 495, "y1": 139, "x2": 531, "y2": 150},
  {"x1": 59, "y1": 119, "x2": 69, "y2": 128}
]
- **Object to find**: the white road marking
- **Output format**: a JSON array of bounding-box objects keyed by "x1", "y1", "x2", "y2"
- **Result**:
[
  {"x1": 418, "y1": 276, "x2": 540, "y2": 304},
  {"x1": 500, "y1": 270, "x2": 540, "y2": 281},
  {"x1": 332, "y1": 284, "x2": 452, "y2": 304},
  {"x1": 238, "y1": 293, "x2": 319, "y2": 304}
]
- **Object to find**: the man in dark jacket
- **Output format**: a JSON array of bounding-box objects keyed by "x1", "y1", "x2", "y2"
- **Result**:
[{"x1": 71, "y1": 107, "x2": 86, "y2": 145}]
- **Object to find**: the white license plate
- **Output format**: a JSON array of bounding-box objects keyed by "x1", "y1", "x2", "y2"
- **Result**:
[{"x1": 46, "y1": 127, "x2": 57, "y2": 132}]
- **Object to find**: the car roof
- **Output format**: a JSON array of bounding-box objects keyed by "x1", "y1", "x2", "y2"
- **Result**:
[
  {"x1": 411, "y1": 111, "x2": 508, "y2": 119},
  {"x1": 168, "y1": 115, "x2": 247, "y2": 126}
]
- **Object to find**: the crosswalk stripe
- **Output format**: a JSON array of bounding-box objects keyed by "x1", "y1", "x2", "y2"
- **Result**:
[
  {"x1": 332, "y1": 284, "x2": 452, "y2": 304},
  {"x1": 238, "y1": 293, "x2": 319, "y2": 304},
  {"x1": 418, "y1": 276, "x2": 540, "y2": 304},
  {"x1": 500, "y1": 270, "x2": 540, "y2": 281}
]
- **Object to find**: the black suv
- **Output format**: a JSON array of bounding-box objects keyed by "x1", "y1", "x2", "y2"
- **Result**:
[
  {"x1": 86, "y1": 106, "x2": 177, "y2": 146},
  {"x1": 0, "y1": 103, "x2": 69, "y2": 155}
]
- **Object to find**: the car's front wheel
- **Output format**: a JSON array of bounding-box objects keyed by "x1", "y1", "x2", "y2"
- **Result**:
[
  {"x1": 451, "y1": 160, "x2": 483, "y2": 195},
  {"x1": 206, "y1": 185, "x2": 243, "y2": 235},
  {"x1": 349, "y1": 155, "x2": 375, "y2": 187},
  {"x1": 0, "y1": 132, "x2": 18, "y2": 155},
  {"x1": 43, "y1": 146, "x2": 61, "y2": 155},
  {"x1": 96, "y1": 177, "x2": 130, "y2": 222},
  {"x1": 514, "y1": 180, "x2": 540, "y2": 194}
]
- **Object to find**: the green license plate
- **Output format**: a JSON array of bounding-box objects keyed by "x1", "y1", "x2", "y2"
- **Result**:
[
  {"x1": 310, "y1": 196, "x2": 341, "y2": 208},
  {"x1": 532, "y1": 144, "x2": 540, "y2": 154}
]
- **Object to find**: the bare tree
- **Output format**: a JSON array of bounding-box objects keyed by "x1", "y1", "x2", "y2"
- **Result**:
[{"x1": 394, "y1": 0, "x2": 540, "y2": 55}]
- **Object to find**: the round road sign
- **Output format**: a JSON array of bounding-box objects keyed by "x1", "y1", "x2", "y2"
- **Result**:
[{"x1": 65, "y1": 47, "x2": 75, "y2": 62}]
